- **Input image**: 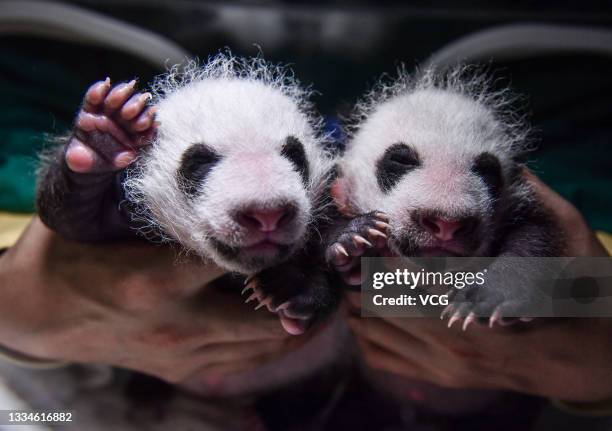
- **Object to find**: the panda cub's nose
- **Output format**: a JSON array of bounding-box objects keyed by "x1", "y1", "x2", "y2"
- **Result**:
[
  {"x1": 235, "y1": 205, "x2": 295, "y2": 232},
  {"x1": 419, "y1": 214, "x2": 478, "y2": 242}
]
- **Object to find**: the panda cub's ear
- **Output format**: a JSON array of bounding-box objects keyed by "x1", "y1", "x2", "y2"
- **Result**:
[{"x1": 330, "y1": 175, "x2": 357, "y2": 216}]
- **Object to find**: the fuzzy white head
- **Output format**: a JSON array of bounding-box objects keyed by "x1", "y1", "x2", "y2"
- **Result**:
[
  {"x1": 339, "y1": 66, "x2": 529, "y2": 257},
  {"x1": 125, "y1": 54, "x2": 334, "y2": 273}
]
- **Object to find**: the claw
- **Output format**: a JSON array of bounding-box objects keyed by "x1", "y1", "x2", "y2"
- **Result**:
[
  {"x1": 374, "y1": 212, "x2": 390, "y2": 222},
  {"x1": 254, "y1": 302, "x2": 266, "y2": 310},
  {"x1": 244, "y1": 274, "x2": 256, "y2": 286},
  {"x1": 447, "y1": 312, "x2": 462, "y2": 328},
  {"x1": 367, "y1": 228, "x2": 387, "y2": 239},
  {"x1": 374, "y1": 221, "x2": 391, "y2": 231},
  {"x1": 336, "y1": 243, "x2": 349, "y2": 257},
  {"x1": 489, "y1": 308, "x2": 502, "y2": 328},
  {"x1": 275, "y1": 301, "x2": 290, "y2": 312},
  {"x1": 242, "y1": 280, "x2": 257, "y2": 295},
  {"x1": 440, "y1": 303, "x2": 454, "y2": 320},
  {"x1": 462, "y1": 312, "x2": 476, "y2": 331},
  {"x1": 245, "y1": 292, "x2": 258, "y2": 304},
  {"x1": 353, "y1": 235, "x2": 373, "y2": 247}
]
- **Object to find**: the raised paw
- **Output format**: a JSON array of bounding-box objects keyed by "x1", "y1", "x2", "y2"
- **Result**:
[
  {"x1": 66, "y1": 78, "x2": 157, "y2": 174},
  {"x1": 326, "y1": 211, "x2": 390, "y2": 285}
]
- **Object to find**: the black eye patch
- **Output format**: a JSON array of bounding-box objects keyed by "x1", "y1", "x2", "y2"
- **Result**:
[
  {"x1": 472, "y1": 152, "x2": 503, "y2": 197},
  {"x1": 281, "y1": 136, "x2": 309, "y2": 185},
  {"x1": 376, "y1": 143, "x2": 421, "y2": 193},
  {"x1": 177, "y1": 143, "x2": 221, "y2": 197}
]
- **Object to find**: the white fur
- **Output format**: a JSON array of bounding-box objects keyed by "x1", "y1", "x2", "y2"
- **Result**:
[
  {"x1": 341, "y1": 65, "x2": 529, "y2": 255},
  {"x1": 124, "y1": 52, "x2": 334, "y2": 272}
]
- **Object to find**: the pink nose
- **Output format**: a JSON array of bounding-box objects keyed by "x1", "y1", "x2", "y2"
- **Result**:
[
  {"x1": 420, "y1": 216, "x2": 466, "y2": 242},
  {"x1": 235, "y1": 206, "x2": 294, "y2": 232}
]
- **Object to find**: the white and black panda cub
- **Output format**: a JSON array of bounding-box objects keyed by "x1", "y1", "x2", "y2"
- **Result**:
[
  {"x1": 327, "y1": 66, "x2": 563, "y2": 328},
  {"x1": 37, "y1": 53, "x2": 341, "y2": 335}
]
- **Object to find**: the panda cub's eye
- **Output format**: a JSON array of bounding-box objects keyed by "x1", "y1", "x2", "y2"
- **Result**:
[
  {"x1": 281, "y1": 136, "x2": 309, "y2": 185},
  {"x1": 472, "y1": 152, "x2": 503, "y2": 197},
  {"x1": 177, "y1": 143, "x2": 221, "y2": 197},
  {"x1": 376, "y1": 142, "x2": 421, "y2": 193},
  {"x1": 388, "y1": 145, "x2": 419, "y2": 167}
]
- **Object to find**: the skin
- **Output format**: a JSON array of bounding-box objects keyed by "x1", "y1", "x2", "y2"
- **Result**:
[
  {"x1": 0, "y1": 217, "x2": 311, "y2": 386},
  {"x1": 345, "y1": 170, "x2": 612, "y2": 403}
]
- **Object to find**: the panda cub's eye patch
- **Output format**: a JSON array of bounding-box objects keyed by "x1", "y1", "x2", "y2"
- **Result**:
[
  {"x1": 472, "y1": 152, "x2": 503, "y2": 197},
  {"x1": 281, "y1": 136, "x2": 309, "y2": 185},
  {"x1": 177, "y1": 143, "x2": 221, "y2": 197},
  {"x1": 376, "y1": 142, "x2": 421, "y2": 193}
]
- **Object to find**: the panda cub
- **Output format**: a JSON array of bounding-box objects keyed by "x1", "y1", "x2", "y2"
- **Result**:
[
  {"x1": 37, "y1": 53, "x2": 339, "y2": 335},
  {"x1": 328, "y1": 65, "x2": 563, "y2": 328}
]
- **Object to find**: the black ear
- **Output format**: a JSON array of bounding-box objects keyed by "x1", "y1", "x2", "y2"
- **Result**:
[
  {"x1": 472, "y1": 152, "x2": 503, "y2": 197},
  {"x1": 376, "y1": 143, "x2": 421, "y2": 193},
  {"x1": 281, "y1": 136, "x2": 309, "y2": 185},
  {"x1": 177, "y1": 143, "x2": 221, "y2": 197}
]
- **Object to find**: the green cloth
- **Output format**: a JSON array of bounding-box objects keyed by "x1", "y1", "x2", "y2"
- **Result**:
[
  {"x1": 0, "y1": 37, "x2": 157, "y2": 213},
  {"x1": 0, "y1": 45, "x2": 81, "y2": 212}
]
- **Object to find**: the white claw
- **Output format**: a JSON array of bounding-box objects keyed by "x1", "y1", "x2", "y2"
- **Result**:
[
  {"x1": 489, "y1": 309, "x2": 502, "y2": 328},
  {"x1": 254, "y1": 302, "x2": 266, "y2": 310},
  {"x1": 368, "y1": 228, "x2": 387, "y2": 239},
  {"x1": 374, "y1": 221, "x2": 391, "y2": 230},
  {"x1": 243, "y1": 281, "x2": 257, "y2": 295},
  {"x1": 374, "y1": 212, "x2": 390, "y2": 222},
  {"x1": 353, "y1": 235, "x2": 373, "y2": 247},
  {"x1": 440, "y1": 303, "x2": 454, "y2": 320},
  {"x1": 241, "y1": 285, "x2": 253, "y2": 295},
  {"x1": 462, "y1": 312, "x2": 476, "y2": 331},
  {"x1": 244, "y1": 274, "x2": 256, "y2": 286},
  {"x1": 275, "y1": 301, "x2": 291, "y2": 312},
  {"x1": 245, "y1": 293, "x2": 258, "y2": 304},
  {"x1": 447, "y1": 312, "x2": 462, "y2": 328},
  {"x1": 336, "y1": 244, "x2": 349, "y2": 257}
]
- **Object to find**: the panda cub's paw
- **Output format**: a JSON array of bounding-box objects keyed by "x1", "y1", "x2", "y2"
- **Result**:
[
  {"x1": 325, "y1": 211, "x2": 390, "y2": 285},
  {"x1": 242, "y1": 264, "x2": 330, "y2": 335},
  {"x1": 64, "y1": 78, "x2": 156, "y2": 174},
  {"x1": 441, "y1": 284, "x2": 533, "y2": 331}
]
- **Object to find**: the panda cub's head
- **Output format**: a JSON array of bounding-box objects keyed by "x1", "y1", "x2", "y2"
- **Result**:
[
  {"x1": 339, "y1": 66, "x2": 528, "y2": 257},
  {"x1": 125, "y1": 53, "x2": 333, "y2": 273}
]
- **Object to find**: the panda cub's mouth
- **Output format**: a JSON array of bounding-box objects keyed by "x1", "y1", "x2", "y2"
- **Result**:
[
  {"x1": 209, "y1": 236, "x2": 295, "y2": 270},
  {"x1": 242, "y1": 238, "x2": 291, "y2": 258}
]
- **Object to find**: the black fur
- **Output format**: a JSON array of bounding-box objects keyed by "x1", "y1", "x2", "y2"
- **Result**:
[
  {"x1": 177, "y1": 143, "x2": 221, "y2": 197},
  {"x1": 281, "y1": 136, "x2": 309, "y2": 186},
  {"x1": 376, "y1": 143, "x2": 420, "y2": 193},
  {"x1": 36, "y1": 142, "x2": 135, "y2": 242},
  {"x1": 472, "y1": 152, "x2": 503, "y2": 199}
]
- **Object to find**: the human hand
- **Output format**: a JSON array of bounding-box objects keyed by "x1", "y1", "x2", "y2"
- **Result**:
[
  {"x1": 346, "y1": 170, "x2": 612, "y2": 402},
  {"x1": 0, "y1": 217, "x2": 307, "y2": 384}
]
